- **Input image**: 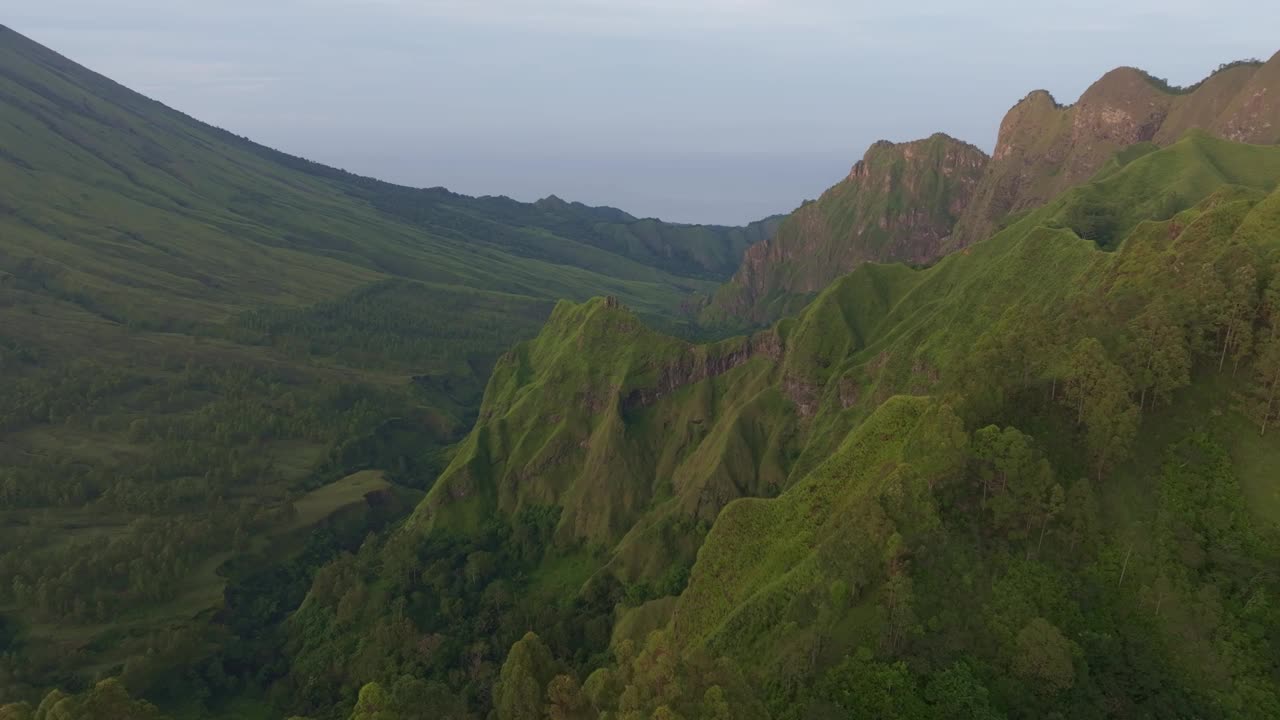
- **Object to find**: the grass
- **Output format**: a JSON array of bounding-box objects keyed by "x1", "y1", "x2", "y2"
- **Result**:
[{"x1": 285, "y1": 470, "x2": 393, "y2": 534}]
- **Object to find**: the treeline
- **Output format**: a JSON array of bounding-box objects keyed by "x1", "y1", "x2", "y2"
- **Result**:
[
  {"x1": 227, "y1": 280, "x2": 551, "y2": 377},
  {"x1": 0, "y1": 679, "x2": 165, "y2": 720},
  {"x1": 279, "y1": 505, "x2": 621, "y2": 719}
]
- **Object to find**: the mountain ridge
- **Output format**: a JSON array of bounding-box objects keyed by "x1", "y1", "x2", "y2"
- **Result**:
[
  {"x1": 704, "y1": 52, "x2": 1280, "y2": 326},
  {"x1": 267, "y1": 128, "x2": 1280, "y2": 719},
  {"x1": 950, "y1": 50, "x2": 1280, "y2": 247},
  {"x1": 703, "y1": 133, "x2": 988, "y2": 324}
]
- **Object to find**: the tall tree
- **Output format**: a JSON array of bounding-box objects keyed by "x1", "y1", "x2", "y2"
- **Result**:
[
  {"x1": 1218, "y1": 264, "x2": 1258, "y2": 373},
  {"x1": 1061, "y1": 338, "x2": 1139, "y2": 479},
  {"x1": 1012, "y1": 618, "x2": 1076, "y2": 694},
  {"x1": 546, "y1": 674, "x2": 592, "y2": 720},
  {"x1": 1124, "y1": 303, "x2": 1190, "y2": 411},
  {"x1": 495, "y1": 632, "x2": 557, "y2": 720},
  {"x1": 1243, "y1": 337, "x2": 1280, "y2": 435}
]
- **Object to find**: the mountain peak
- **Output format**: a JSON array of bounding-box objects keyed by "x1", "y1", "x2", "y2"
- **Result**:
[
  {"x1": 703, "y1": 133, "x2": 989, "y2": 324},
  {"x1": 950, "y1": 54, "x2": 1280, "y2": 247}
]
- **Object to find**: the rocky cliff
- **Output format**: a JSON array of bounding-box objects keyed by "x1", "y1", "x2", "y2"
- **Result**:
[
  {"x1": 950, "y1": 51, "x2": 1280, "y2": 247},
  {"x1": 703, "y1": 133, "x2": 989, "y2": 324}
]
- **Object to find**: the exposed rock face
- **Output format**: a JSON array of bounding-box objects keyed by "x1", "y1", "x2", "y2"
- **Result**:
[
  {"x1": 704, "y1": 133, "x2": 989, "y2": 324},
  {"x1": 951, "y1": 52, "x2": 1280, "y2": 247},
  {"x1": 621, "y1": 330, "x2": 781, "y2": 411}
]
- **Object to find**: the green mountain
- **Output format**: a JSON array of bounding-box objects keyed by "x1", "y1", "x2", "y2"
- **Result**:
[
  {"x1": 703, "y1": 134, "x2": 988, "y2": 325},
  {"x1": 0, "y1": 23, "x2": 775, "y2": 695},
  {"x1": 278, "y1": 131, "x2": 1280, "y2": 720},
  {"x1": 4, "y1": 24, "x2": 1280, "y2": 720}
]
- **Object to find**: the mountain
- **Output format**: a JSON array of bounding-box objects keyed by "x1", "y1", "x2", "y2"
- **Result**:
[
  {"x1": 702, "y1": 134, "x2": 988, "y2": 324},
  {"x1": 4, "y1": 25, "x2": 1280, "y2": 720},
  {"x1": 950, "y1": 53, "x2": 1280, "y2": 248},
  {"x1": 704, "y1": 54, "x2": 1280, "y2": 327},
  {"x1": 279, "y1": 131, "x2": 1280, "y2": 719},
  {"x1": 0, "y1": 23, "x2": 777, "y2": 695}
]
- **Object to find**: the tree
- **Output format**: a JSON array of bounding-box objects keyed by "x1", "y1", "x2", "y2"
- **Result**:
[
  {"x1": 1036, "y1": 484, "x2": 1066, "y2": 557},
  {"x1": 925, "y1": 661, "x2": 1000, "y2": 719},
  {"x1": 1060, "y1": 479, "x2": 1100, "y2": 554},
  {"x1": 1218, "y1": 264, "x2": 1257, "y2": 373},
  {"x1": 810, "y1": 651, "x2": 930, "y2": 719},
  {"x1": 350, "y1": 683, "x2": 395, "y2": 720},
  {"x1": 1012, "y1": 618, "x2": 1076, "y2": 694},
  {"x1": 495, "y1": 632, "x2": 557, "y2": 720},
  {"x1": 971, "y1": 426, "x2": 1059, "y2": 547},
  {"x1": 1060, "y1": 338, "x2": 1138, "y2": 479},
  {"x1": 0, "y1": 703, "x2": 33, "y2": 720},
  {"x1": 1242, "y1": 270, "x2": 1280, "y2": 434},
  {"x1": 1242, "y1": 337, "x2": 1280, "y2": 435},
  {"x1": 1123, "y1": 303, "x2": 1190, "y2": 410},
  {"x1": 700, "y1": 686, "x2": 732, "y2": 720},
  {"x1": 546, "y1": 674, "x2": 591, "y2": 720},
  {"x1": 972, "y1": 425, "x2": 1033, "y2": 508}
]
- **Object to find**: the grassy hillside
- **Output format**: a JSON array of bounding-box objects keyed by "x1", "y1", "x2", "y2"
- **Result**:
[
  {"x1": 0, "y1": 24, "x2": 778, "y2": 696},
  {"x1": 264, "y1": 133, "x2": 1280, "y2": 719}
]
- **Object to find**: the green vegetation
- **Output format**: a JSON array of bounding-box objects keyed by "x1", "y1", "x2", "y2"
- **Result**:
[
  {"x1": 226, "y1": 131, "x2": 1280, "y2": 720},
  {"x1": 0, "y1": 23, "x2": 773, "y2": 706},
  {"x1": 703, "y1": 133, "x2": 989, "y2": 326},
  {"x1": 4, "y1": 22, "x2": 1280, "y2": 720}
]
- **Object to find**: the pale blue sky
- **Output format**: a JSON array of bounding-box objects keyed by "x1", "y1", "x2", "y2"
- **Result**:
[{"x1": 9, "y1": 1, "x2": 1280, "y2": 223}]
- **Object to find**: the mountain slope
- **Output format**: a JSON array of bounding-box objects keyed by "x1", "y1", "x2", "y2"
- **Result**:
[
  {"x1": 271, "y1": 132, "x2": 1280, "y2": 719},
  {"x1": 0, "y1": 24, "x2": 777, "y2": 695},
  {"x1": 702, "y1": 133, "x2": 988, "y2": 324},
  {"x1": 0, "y1": 23, "x2": 775, "y2": 330}
]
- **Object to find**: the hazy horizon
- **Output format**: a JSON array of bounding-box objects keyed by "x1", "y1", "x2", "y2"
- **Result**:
[{"x1": 9, "y1": 2, "x2": 1280, "y2": 224}]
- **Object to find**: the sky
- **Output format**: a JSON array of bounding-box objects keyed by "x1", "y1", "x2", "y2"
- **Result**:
[{"x1": 9, "y1": 1, "x2": 1280, "y2": 224}]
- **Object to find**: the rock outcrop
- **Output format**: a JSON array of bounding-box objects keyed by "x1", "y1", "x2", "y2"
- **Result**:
[{"x1": 704, "y1": 133, "x2": 989, "y2": 324}]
